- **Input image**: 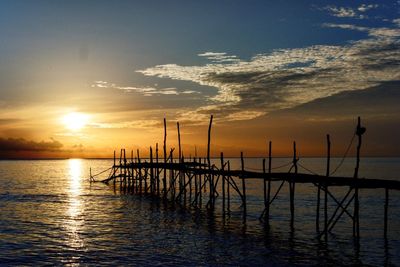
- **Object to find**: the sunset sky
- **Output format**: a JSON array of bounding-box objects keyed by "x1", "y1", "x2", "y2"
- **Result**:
[{"x1": 0, "y1": 0, "x2": 399, "y2": 158}]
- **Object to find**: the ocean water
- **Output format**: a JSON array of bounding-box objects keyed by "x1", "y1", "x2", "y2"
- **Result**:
[{"x1": 0, "y1": 158, "x2": 399, "y2": 266}]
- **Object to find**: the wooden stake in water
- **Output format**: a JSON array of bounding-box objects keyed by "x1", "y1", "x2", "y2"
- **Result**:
[
  {"x1": 221, "y1": 152, "x2": 225, "y2": 216},
  {"x1": 353, "y1": 116, "x2": 365, "y2": 240},
  {"x1": 156, "y1": 143, "x2": 160, "y2": 196},
  {"x1": 267, "y1": 141, "x2": 272, "y2": 222},
  {"x1": 290, "y1": 142, "x2": 297, "y2": 228},
  {"x1": 163, "y1": 118, "x2": 167, "y2": 199},
  {"x1": 241, "y1": 152, "x2": 247, "y2": 221},
  {"x1": 324, "y1": 134, "x2": 331, "y2": 240},
  {"x1": 384, "y1": 188, "x2": 389, "y2": 239}
]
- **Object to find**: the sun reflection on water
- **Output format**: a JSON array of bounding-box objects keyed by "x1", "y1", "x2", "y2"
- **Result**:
[{"x1": 66, "y1": 159, "x2": 85, "y2": 254}]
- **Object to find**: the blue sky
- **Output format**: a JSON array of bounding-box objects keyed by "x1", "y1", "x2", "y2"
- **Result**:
[{"x1": 0, "y1": 0, "x2": 399, "y2": 157}]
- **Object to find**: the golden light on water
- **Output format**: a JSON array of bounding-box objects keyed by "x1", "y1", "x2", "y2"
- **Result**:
[
  {"x1": 66, "y1": 159, "x2": 84, "y2": 250},
  {"x1": 62, "y1": 112, "x2": 90, "y2": 131}
]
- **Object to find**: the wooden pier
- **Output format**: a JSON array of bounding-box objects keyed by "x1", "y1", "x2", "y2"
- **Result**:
[{"x1": 90, "y1": 116, "x2": 400, "y2": 242}]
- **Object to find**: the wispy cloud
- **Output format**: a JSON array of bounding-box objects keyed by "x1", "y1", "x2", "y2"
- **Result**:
[
  {"x1": 322, "y1": 23, "x2": 400, "y2": 37},
  {"x1": 323, "y1": 6, "x2": 357, "y2": 18},
  {"x1": 357, "y1": 4, "x2": 379, "y2": 12},
  {"x1": 138, "y1": 22, "x2": 400, "y2": 123},
  {"x1": 322, "y1": 4, "x2": 379, "y2": 19},
  {"x1": 92, "y1": 81, "x2": 199, "y2": 96},
  {"x1": 89, "y1": 119, "x2": 162, "y2": 129},
  {"x1": 198, "y1": 52, "x2": 240, "y2": 63}
]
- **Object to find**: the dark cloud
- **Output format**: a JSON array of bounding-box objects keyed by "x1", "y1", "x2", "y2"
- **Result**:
[
  {"x1": 275, "y1": 81, "x2": 400, "y2": 117},
  {"x1": 0, "y1": 138, "x2": 63, "y2": 152}
]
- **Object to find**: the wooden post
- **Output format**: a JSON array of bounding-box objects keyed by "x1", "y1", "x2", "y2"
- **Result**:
[
  {"x1": 199, "y1": 158, "x2": 202, "y2": 206},
  {"x1": 353, "y1": 116, "x2": 364, "y2": 239},
  {"x1": 163, "y1": 118, "x2": 167, "y2": 199},
  {"x1": 123, "y1": 149, "x2": 127, "y2": 190},
  {"x1": 384, "y1": 188, "x2": 389, "y2": 239},
  {"x1": 324, "y1": 135, "x2": 330, "y2": 240},
  {"x1": 207, "y1": 116, "x2": 213, "y2": 208},
  {"x1": 113, "y1": 150, "x2": 116, "y2": 187},
  {"x1": 290, "y1": 141, "x2": 297, "y2": 228},
  {"x1": 194, "y1": 157, "x2": 198, "y2": 206},
  {"x1": 150, "y1": 146, "x2": 154, "y2": 195},
  {"x1": 221, "y1": 152, "x2": 225, "y2": 216},
  {"x1": 119, "y1": 149, "x2": 123, "y2": 189},
  {"x1": 177, "y1": 122, "x2": 182, "y2": 199},
  {"x1": 207, "y1": 115, "x2": 213, "y2": 167},
  {"x1": 137, "y1": 149, "x2": 142, "y2": 194},
  {"x1": 227, "y1": 161, "x2": 231, "y2": 213},
  {"x1": 170, "y1": 148, "x2": 175, "y2": 199},
  {"x1": 156, "y1": 143, "x2": 160, "y2": 196},
  {"x1": 241, "y1": 152, "x2": 247, "y2": 220},
  {"x1": 263, "y1": 158, "x2": 267, "y2": 215},
  {"x1": 267, "y1": 141, "x2": 272, "y2": 222},
  {"x1": 189, "y1": 156, "x2": 193, "y2": 201}
]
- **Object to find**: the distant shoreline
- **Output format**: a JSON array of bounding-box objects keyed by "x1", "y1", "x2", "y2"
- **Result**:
[{"x1": 1, "y1": 156, "x2": 399, "y2": 160}]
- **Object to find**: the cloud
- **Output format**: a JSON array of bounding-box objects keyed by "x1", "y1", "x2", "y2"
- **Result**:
[
  {"x1": 92, "y1": 81, "x2": 199, "y2": 96},
  {"x1": 89, "y1": 119, "x2": 162, "y2": 129},
  {"x1": 323, "y1": 6, "x2": 357, "y2": 18},
  {"x1": 0, "y1": 138, "x2": 63, "y2": 151},
  {"x1": 198, "y1": 52, "x2": 240, "y2": 63},
  {"x1": 322, "y1": 23, "x2": 400, "y2": 37},
  {"x1": 138, "y1": 22, "x2": 400, "y2": 123},
  {"x1": 357, "y1": 4, "x2": 379, "y2": 12},
  {"x1": 321, "y1": 4, "x2": 379, "y2": 19}
]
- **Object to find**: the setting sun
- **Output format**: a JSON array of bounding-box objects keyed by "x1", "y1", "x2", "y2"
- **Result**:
[{"x1": 62, "y1": 112, "x2": 89, "y2": 131}]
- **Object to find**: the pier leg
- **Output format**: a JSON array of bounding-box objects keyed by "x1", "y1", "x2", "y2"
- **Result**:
[
  {"x1": 221, "y1": 153, "x2": 225, "y2": 217},
  {"x1": 384, "y1": 188, "x2": 389, "y2": 239},
  {"x1": 163, "y1": 118, "x2": 167, "y2": 199},
  {"x1": 324, "y1": 184, "x2": 328, "y2": 241},
  {"x1": 353, "y1": 116, "x2": 364, "y2": 241},
  {"x1": 194, "y1": 157, "x2": 198, "y2": 206},
  {"x1": 241, "y1": 152, "x2": 247, "y2": 221},
  {"x1": 227, "y1": 161, "x2": 231, "y2": 213},
  {"x1": 150, "y1": 146, "x2": 154, "y2": 195},
  {"x1": 267, "y1": 141, "x2": 272, "y2": 223},
  {"x1": 263, "y1": 158, "x2": 267, "y2": 219},
  {"x1": 290, "y1": 141, "x2": 298, "y2": 229},
  {"x1": 290, "y1": 182, "x2": 295, "y2": 228},
  {"x1": 137, "y1": 150, "x2": 142, "y2": 194}
]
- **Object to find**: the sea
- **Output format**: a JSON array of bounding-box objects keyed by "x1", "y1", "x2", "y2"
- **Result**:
[{"x1": 0, "y1": 157, "x2": 399, "y2": 266}]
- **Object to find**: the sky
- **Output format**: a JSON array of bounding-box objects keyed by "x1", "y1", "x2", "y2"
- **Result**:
[{"x1": 0, "y1": 0, "x2": 399, "y2": 158}]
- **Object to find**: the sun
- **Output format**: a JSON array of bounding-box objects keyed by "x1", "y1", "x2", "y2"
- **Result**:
[{"x1": 62, "y1": 112, "x2": 89, "y2": 131}]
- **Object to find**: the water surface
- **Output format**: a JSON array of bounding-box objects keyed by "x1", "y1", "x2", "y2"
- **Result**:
[{"x1": 0, "y1": 158, "x2": 399, "y2": 266}]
